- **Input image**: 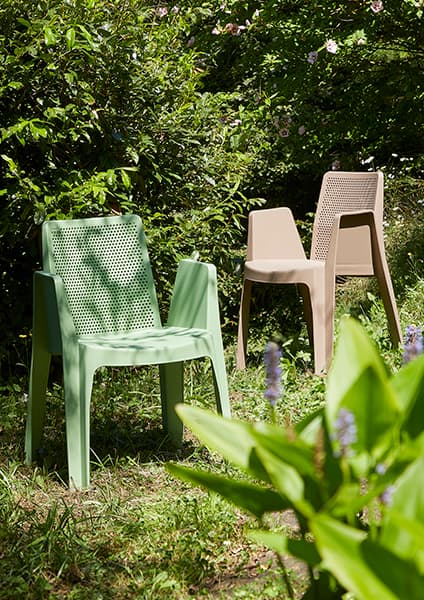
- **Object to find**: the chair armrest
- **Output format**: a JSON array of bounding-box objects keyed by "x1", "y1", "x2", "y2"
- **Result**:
[
  {"x1": 335, "y1": 209, "x2": 376, "y2": 230},
  {"x1": 166, "y1": 259, "x2": 220, "y2": 330},
  {"x1": 325, "y1": 209, "x2": 377, "y2": 273},
  {"x1": 33, "y1": 271, "x2": 76, "y2": 354}
]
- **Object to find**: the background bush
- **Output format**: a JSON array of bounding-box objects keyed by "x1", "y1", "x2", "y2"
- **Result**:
[{"x1": 1, "y1": 0, "x2": 423, "y2": 379}]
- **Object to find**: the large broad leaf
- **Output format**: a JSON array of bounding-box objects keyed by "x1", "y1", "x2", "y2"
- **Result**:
[
  {"x1": 311, "y1": 514, "x2": 424, "y2": 600},
  {"x1": 338, "y1": 367, "x2": 400, "y2": 467},
  {"x1": 175, "y1": 404, "x2": 268, "y2": 481},
  {"x1": 251, "y1": 422, "x2": 323, "y2": 511},
  {"x1": 251, "y1": 421, "x2": 316, "y2": 477},
  {"x1": 390, "y1": 354, "x2": 424, "y2": 439},
  {"x1": 326, "y1": 317, "x2": 389, "y2": 424},
  {"x1": 248, "y1": 529, "x2": 320, "y2": 567},
  {"x1": 380, "y1": 454, "x2": 424, "y2": 572},
  {"x1": 166, "y1": 463, "x2": 288, "y2": 519},
  {"x1": 255, "y1": 446, "x2": 314, "y2": 517},
  {"x1": 326, "y1": 320, "x2": 400, "y2": 470}
]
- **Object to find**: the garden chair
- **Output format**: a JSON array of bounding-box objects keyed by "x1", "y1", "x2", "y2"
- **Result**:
[
  {"x1": 237, "y1": 171, "x2": 402, "y2": 374},
  {"x1": 25, "y1": 215, "x2": 230, "y2": 489}
]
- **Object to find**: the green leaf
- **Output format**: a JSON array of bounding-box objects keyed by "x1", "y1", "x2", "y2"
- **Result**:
[
  {"x1": 380, "y1": 454, "x2": 424, "y2": 571},
  {"x1": 390, "y1": 354, "x2": 424, "y2": 439},
  {"x1": 251, "y1": 421, "x2": 316, "y2": 477},
  {"x1": 166, "y1": 463, "x2": 288, "y2": 518},
  {"x1": 255, "y1": 446, "x2": 314, "y2": 517},
  {"x1": 326, "y1": 317, "x2": 388, "y2": 424},
  {"x1": 311, "y1": 514, "x2": 423, "y2": 600},
  {"x1": 66, "y1": 28, "x2": 76, "y2": 51},
  {"x1": 248, "y1": 529, "x2": 320, "y2": 566},
  {"x1": 326, "y1": 320, "x2": 400, "y2": 470},
  {"x1": 44, "y1": 27, "x2": 58, "y2": 47},
  {"x1": 175, "y1": 404, "x2": 268, "y2": 481}
]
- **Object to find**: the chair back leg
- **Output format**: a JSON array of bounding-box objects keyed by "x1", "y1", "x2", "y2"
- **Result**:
[
  {"x1": 25, "y1": 348, "x2": 51, "y2": 463},
  {"x1": 210, "y1": 352, "x2": 231, "y2": 418},
  {"x1": 237, "y1": 279, "x2": 252, "y2": 369}
]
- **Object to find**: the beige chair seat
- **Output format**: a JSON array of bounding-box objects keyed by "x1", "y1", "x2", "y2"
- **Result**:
[
  {"x1": 245, "y1": 259, "x2": 325, "y2": 283},
  {"x1": 237, "y1": 171, "x2": 402, "y2": 374}
]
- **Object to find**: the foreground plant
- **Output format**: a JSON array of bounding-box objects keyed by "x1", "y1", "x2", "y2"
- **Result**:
[{"x1": 168, "y1": 318, "x2": 424, "y2": 599}]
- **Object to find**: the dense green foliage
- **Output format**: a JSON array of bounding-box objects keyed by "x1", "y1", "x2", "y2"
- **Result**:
[
  {"x1": 170, "y1": 318, "x2": 424, "y2": 599},
  {"x1": 1, "y1": 0, "x2": 423, "y2": 378}
]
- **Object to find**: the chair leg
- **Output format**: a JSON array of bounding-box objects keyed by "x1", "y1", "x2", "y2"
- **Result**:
[
  {"x1": 309, "y1": 282, "x2": 330, "y2": 375},
  {"x1": 374, "y1": 257, "x2": 402, "y2": 347},
  {"x1": 299, "y1": 283, "x2": 314, "y2": 348},
  {"x1": 159, "y1": 362, "x2": 184, "y2": 446},
  {"x1": 236, "y1": 278, "x2": 252, "y2": 369},
  {"x1": 63, "y1": 355, "x2": 93, "y2": 489},
  {"x1": 210, "y1": 352, "x2": 231, "y2": 419},
  {"x1": 25, "y1": 347, "x2": 51, "y2": 463}
]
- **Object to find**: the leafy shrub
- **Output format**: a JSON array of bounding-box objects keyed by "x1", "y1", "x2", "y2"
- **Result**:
[
  {"x1": 169, "y1": 318, "x2": 424, "y2": 599},
  {"x1": 0, "y1": 0, "x2": 264, "y2": 377}
]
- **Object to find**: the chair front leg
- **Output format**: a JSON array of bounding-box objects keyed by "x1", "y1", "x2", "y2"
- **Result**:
[
  {"x1": 63, "y1": 350, "x2": 94, "y2": 489},
  {"x1": 159, "y1": 362, "x2": 184, "y2": 446}
]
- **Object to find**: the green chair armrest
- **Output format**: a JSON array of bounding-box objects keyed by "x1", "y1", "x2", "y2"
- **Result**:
[
  {"x1": 167, "y1": 259, "x2": 220, "y2": 330},
  {"x1": 33, "y1": 271, "x2": 76, "y2": 354}
]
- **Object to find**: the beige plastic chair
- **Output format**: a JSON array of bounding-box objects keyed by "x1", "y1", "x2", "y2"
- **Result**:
[{"x1": 237, "y1": 171, "x2": 402, "y2": 374}]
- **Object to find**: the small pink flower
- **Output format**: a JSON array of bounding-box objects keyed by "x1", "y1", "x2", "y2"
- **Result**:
[
  {"x1": 279, "y1": 128, "x2": 289, "y2": 138},
  {"x1": 307, "y1": 51, "x2": 318, "y2": 64},
  {"x1": 212, "y1": 27, "x2": 220, "y2": 35},
  {"x1": 171, "y1": 6, "x2": 180, "y2": 14},
  {"x1": 298, "y1": 125, "x2": 306, "y2": 135},
  {"x1": 326, "y1": 39, "x2": 338, "y2": 54},
  {"x1": 156, "y1": 7, "x2": 168, "y2": 18},
  {"x1": 370, "y1": 1, "x2": 384, "y2": 13}
]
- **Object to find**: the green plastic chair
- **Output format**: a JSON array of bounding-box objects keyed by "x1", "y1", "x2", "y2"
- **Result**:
[{"x1": 25, "y1": 215, "x2": 230, "y2": 489}]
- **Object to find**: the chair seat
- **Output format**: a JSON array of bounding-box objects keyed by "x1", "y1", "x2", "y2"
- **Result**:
[
  {"x1": 79, "y1": 326, "x2": 214, "y2": 364},
  {"x1": 245, "y1": 259, "x2": 325, "y2": 284}
]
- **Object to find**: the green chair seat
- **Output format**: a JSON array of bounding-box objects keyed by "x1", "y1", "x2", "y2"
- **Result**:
[{"x1": 25, "y1": 215, "x2": 230, "y2": 489}]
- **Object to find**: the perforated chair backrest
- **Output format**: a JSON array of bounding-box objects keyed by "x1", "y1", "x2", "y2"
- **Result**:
[
  {"x1": 311, "y1": 171, "x2": 384, "y2": 275},
  {"x1": 42, "y1": 215, "x2": 161, "y2": 336}
]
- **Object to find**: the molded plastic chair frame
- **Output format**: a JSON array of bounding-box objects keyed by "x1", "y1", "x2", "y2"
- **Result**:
[
  {"x1": 25, "y1": 215, "x2": 230, "y2": 489},
  {"x1": 237, "y1": 171, "x2": 402, "y2": 374}
]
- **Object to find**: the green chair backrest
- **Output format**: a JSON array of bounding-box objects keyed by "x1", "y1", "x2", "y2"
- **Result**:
[{"x1": 42, "y1": 215, "x2": 162, "y2": 336}]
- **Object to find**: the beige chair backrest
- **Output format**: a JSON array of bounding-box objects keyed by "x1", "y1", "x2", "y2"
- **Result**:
[
  {"x1": 247, "y1": 207, "x2": 306, "y2": 261},
  {"x1": 311, "y1": 171, "x2": 384, "y2": 275}
]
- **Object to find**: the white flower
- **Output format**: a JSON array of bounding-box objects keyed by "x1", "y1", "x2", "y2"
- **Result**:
[
  {"x1": 211, "y1": 27, "x2": 220, "y2": 35},
  {"x1": 298, "y1": 125, "x2": 306, "y2": 135},
  {"x1": 307, "y1": 51, "x2": 318, "y2": 64},
  {"x1": 370, "y1": 1, "x2": 384, "y2": 13},
  {"x1": 326, "y1": 39, "x2": 338, "y2": 54},
  {"x1": 156, "y1": 7, "x2": 168, "y2": 18}
]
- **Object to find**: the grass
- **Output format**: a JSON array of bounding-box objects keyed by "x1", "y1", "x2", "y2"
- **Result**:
[{"x1": 0, "y1": 271, "x2": 422, "y2": 599}]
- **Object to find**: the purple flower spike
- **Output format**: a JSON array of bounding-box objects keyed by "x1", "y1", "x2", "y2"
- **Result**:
[
  {"x1": 332, "y1": 408, "x2": 357, "y2": 457},
  {"x1": 403, "y1": 325, "x2": 423, "y2": 364},
  {"x1": 264, "y1": 341, "x2": 282, "y2": 407},
  {"x1": 380, "y1": 485, "x2": 395, "y2": 507}
]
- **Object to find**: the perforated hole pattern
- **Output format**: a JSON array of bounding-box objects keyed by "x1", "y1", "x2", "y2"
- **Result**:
[
  {"x1": 313, "y1": 175, "x2": 378, "y2": 261},
  {"x1": 50, "y1": 221, "x2": 158, "y2": 336}
]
